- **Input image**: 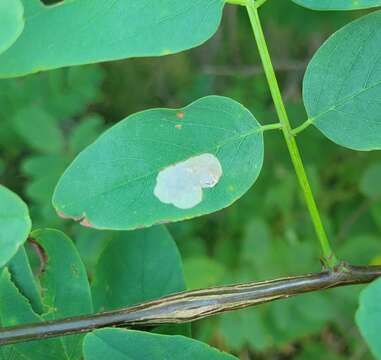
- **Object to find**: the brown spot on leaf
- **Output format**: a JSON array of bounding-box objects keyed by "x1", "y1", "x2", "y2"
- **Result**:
[
  {"x1": 57, "y1": 211, "x2": 82, "y2": 222},
  {"x1": 80, "y1": 217, "x2": 93, "y2": 228},
  {"x1": 176, "y1": 111, "x2": 185, "y2": 119},
  {"x1": 57, "y1": 211, "x2": 70, "y2": 219},
  {"x1": 57, "y1": 211, "x2": 66, "y2": 218},
  {"x1": 175, "y1": 124, "x2": 182, "y2": 129},
  {"x1": 57, "y1": 210, "x2": 95, "y2": 229},
  {"x1": 28, "y1": 238, "x2": 47, "y2": 275}
]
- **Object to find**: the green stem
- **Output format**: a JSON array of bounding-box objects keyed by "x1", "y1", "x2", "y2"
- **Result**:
[
  {"x1": 254, "y1": 0, "x2": 269, "y2": 8},
  {"x1": 226, "y1": 0, "x2": 268, "y2": 7},
  {"x1": 226, "y1": 0, "x2": 246, "y2": 6},
  {"x1": 245, "y1": 2, "x2": 338, "y2": 268},
  {"x1": 261, "y1": 123, "x2": 283, "y2": 132},
  {"x1": 291, "y1": 118, "x2": 313, "y2": 136}
]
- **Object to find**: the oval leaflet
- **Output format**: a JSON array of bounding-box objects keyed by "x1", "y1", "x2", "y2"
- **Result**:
[
  {"x1": 53, "y1": 96, "x2": 264, "y2": 230},
  {"x1": 292, "y1": 0, "x2": 381, "y2": 11},
  {"x1": 0, "y1": 185, "x2": 31, "y2": 267},
  {"x1": 0, "y1": 0, "x2": 225, "y2": 78},
  {"x1": 303, "y1": 11, "x2": 381, "y2": 151}
]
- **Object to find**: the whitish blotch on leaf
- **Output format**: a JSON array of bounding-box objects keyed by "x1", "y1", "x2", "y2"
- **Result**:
[{"x1": 154, "y1": 153, "x2": 222, "y2": 209}]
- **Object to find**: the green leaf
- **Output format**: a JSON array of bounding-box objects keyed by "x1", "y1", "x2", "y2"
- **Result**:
[
  {"x1": 0, "y1": 66, "x2": 104, "y2": 125},
  {"x1": 92, "y1": 226, "x2": 185, "y2": 311},
  {"x1": 0, "y1": 229, "x2": 93, "y2": 359},
  {"x1": 0, "y1": 159, "x2": 5, "y2": 176},
  {"x1": 295, "y1": 342, "x2": 346, "y2": 360},
  {"x1": 0, "y1": 255, "x2": 37, "y2": 360},
  {"x1": 371, "y1": 201, "x2": 381, "y2": 230},
  {"x1": 91, "y1": 227, "x2": 190, "y2": 337},
  {"x1": 220, "y1": 308, "x2": 272, "y2": 352},
  {"x1": 74, "y1": 227, "x2": 112, "y2": 277},
  {"x1": 360, "y1": 162, "x2": 381, "y2": 199},
  {"x1": 22, "y1": 155, "x2": 67, "y2": 178},
  {"x1": 268, "y1": 293, "x2": 336, "y2": 344},
  {"x1": 0, "y1": 185, "x2": 31, "y2": 267},
  {"x1": 31, "y1": 229, "x2": 93, "y2": 359},
  {"x1": 183, "y1": 256, "x2": 226, "y2": 289},
  {"x1": 53, "y1": 96, "x2": 264, "y2": 230},
  {"x1": 21, "y1": 155, "x2": 70, "y2": 228},
  {"x1": 291, "y1": 0, "x2": 381, "y2": 10},
  {"x1": 83, "y1": 328, "x2": 238, "y2": 360},
  {"x1": 303, "y1": 10, "x2": 381, "y2": 151},
  {"x1": 153, "y1": 323, "x2": 192, "y2": 338},
  {"x1": 22, "y1": 155, "x2": 69, "y2": 205},
  {"x1": 12, "y1": 107, "x2": 64, "y2": 154},
  {"x1": 337, "y1": 235, "x2": 381, "y2": 265},
  {"x1": 356, "y1": 278, "x2": 381, "y2": 359},
  {"x1": 0, "y1": 0, "x2": 24, "y2": 55},
  {"x1": 0, "y1": 268, "x2": 66, "y2": 360},
  {"x1": 7, "y1": 246, "x2": 43, "y2": 314},
  {"x1": 68, "y1": 114, "x2": 105, "y2": 156},
  {"x1": 0, "y1": 0, "x2": 225, "y2": 78}
]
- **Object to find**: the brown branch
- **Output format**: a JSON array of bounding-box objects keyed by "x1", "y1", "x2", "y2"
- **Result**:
[{"x1": 0, "y1": 263, "x2": 380, "y2": 346}]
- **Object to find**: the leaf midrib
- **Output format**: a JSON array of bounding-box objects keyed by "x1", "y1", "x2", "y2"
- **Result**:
[{"x1": 310, "y1": 78, "x2": 381, "y2": 124}]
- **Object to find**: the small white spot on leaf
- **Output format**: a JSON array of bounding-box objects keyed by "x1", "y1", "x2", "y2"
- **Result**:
[{"x1": 154, "y1": 153, "x2": 222, "y2": 209}]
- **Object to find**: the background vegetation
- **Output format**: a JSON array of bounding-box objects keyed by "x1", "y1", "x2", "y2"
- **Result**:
[{"x1": 1, "y1": 2, "x2": 380, "y2": 358}]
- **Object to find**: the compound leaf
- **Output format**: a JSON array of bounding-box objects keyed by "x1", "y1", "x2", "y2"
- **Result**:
[
  {"x1": 0, "y1": 0, "x2": 225, "y2": 78},
  {"x1": 53, "y1": 96, "x2": 264, "y2": 230},
  {"x1": 83, "y1": 328, "x2": 238, "y2": 360},
  {"x1": 303, "y1": 11, "x2": 381, "y2": 151}
]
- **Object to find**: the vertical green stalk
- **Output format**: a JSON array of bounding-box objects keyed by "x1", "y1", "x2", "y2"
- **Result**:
[{"x1": 245, "y1": 2, "x2": 338, "y2": 268}]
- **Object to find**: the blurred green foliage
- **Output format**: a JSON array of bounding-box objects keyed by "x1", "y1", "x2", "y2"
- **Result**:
[{"x1": 1, "y1": 1, "x2": 380, "y2": 359}]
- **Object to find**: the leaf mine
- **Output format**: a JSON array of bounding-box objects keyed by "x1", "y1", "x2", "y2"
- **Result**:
[{"x1": 153, "y1": 153, "x2": 223, "y2": 209}]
